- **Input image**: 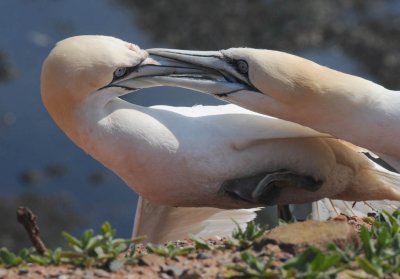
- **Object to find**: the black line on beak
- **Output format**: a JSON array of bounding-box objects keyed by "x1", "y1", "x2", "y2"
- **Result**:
[
  {"x1": 98, "y1": 84, "x2": 137, "y2": 91},
  {"x1": 150, "y1": 51, "x2": 222, "y2": 59}
]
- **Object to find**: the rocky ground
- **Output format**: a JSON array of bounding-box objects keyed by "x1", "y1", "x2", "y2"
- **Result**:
[{"x1": 0, "y1": 215, "x2": 384, "y2": 279}]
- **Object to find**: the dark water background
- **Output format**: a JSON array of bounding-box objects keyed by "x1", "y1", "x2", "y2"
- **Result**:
[{"x1": 0, "y1": 0, "x2": 399, "y2": 251}]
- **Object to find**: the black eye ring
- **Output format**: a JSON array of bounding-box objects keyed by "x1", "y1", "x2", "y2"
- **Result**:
[
  {"x1": 113, "y1": 67, "x2": 127, "y2": 79},
  {"x1": 236, "y1": 60, "x2": 248, "y2": 74}
]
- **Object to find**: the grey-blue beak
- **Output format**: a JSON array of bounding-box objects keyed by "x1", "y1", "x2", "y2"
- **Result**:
[
  {"x1": 142, "y1": 48, "x2": 259, "y2": 97},
  {"x1": 105, "y1": 48, "x2": 261, "y2": 98}
]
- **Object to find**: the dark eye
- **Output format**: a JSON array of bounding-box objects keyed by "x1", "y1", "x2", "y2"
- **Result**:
[
  {"x1": 114, "y1": 67, "x2": 127, "y2": 78},
  {"x1": 236, "y1": 60, "x2": 248, "y2": 74}
]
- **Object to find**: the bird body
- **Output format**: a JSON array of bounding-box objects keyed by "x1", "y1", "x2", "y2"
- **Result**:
[
  {"x1": 41, "y1": 36, "x2": 400, "y2": 243},
  {"x1": 44, "y1": 83, "x2": 397, "y2": 207}
]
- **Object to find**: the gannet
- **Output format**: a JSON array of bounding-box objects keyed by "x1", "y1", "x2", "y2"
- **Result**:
[
  {"x1": 144, "y1": 48, "x2": 400, "y2": 170},
  {"x1": 41, "y1": 36, "x2": 400, "y2": 243}
]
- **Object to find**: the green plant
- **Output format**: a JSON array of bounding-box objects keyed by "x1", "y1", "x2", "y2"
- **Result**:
[
  {"x1": 355, "y1": 210, "x2": 400, "y2": 276},
  {"x1": 230, "y1": 221, "x2": 268, "y2": 249},
  {"x1": 0, "y1": 222, "x2": 143, "y2": 269},
  {"x1": 190, "y1": 234, "x2": 211, "y2": 250},
  {"x1": 146, "y1": 242, "x2": 193, "y2": 258},
  {"x1": 227, "y1": 251, "x2": 278, "y2": 278},
  {"x1": 282, "y1": 246, "x2": 344, "y2": 278},
  {"x1": 60, "y1": 222, "x2": 143, "y2": 268},
  {"x1": 326, "y1": 243, "x2": 359, "y2": 264},
  {"x1": 0, "y1": 248, "x2": 24, "y2": 267}
]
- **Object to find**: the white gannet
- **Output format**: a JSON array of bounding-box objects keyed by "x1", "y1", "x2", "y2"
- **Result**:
[
  {"x1": 145, "y1": 48, "x2": 400, "y2": 170},
  {"x1": 41, "y1": 36, "x2": 400, "y2": 243}
]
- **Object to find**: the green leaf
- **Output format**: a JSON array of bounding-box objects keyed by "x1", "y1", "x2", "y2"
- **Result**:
[
  {"x1": 28, "y1": 254, "x2": 50, "y2": 265},
  {"x1": 356, "y1": 257, "x2": 383, "y2": 278},
  {"x1": 282, "y1": 247, "x2": 319, "y2": 271},
  {"x1": 82, "y1": 229, "x2": 94, "y2": 245},
  {"x1": 71, "y1": 244, "x2": 84, "y2": 253},
  {"x1": 101, "y1": 222, "x2": 115, "y2": 237},
  {"x1": 18, "y1": 248, "x2": 31, "y2": 260},
  {"x1": 146, "y1": 243, "x2": 168, "y2": 256},
  {"x1": 0, "y1": 248, "x2": 23, "y2": 267},
  {"x1": 377, "y1": 227, "x2": 390, "y2": 249},
  {"x1": 190, "y1": 235, "x2": 211, "y2": 250},
  {"x1": 84, "y1": 235, "x2": 104, "y2": 251},
  {"x1": 49, "y1": 248, "x2": 63, "y2": 264},
  {"x1": 62, "y1": 231, "x2": 82, "y2": 248},
  {"x1": 359, "y1": 226, "x2": 375, "y2": 259},
  {"x1": 175, "y1": 246, "x2": 194, "y2": 256},
  {"x1": 319, "y1": 254, "x2": 341, "y2": 271},
  {"x1": 94, "y1": 246, "x2": 105, "y2": 258},
  {"x1": 113, "y1": 243, "x2": 128, "y2": 254},
  {"x1": 58, "y1": 250, "x2": 85, "y2": 260}
]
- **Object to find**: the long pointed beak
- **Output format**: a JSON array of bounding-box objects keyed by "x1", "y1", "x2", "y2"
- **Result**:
[
  {"x1": 148, "y1": 48, "x2": 260, "y2": 97},
  {"x1": 110, "y1": 48, "x2": 260, "y2": 98}
]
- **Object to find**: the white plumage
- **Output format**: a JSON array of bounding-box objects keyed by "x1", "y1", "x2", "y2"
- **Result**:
[{"x1": 40, "y1": 36, "x2": 400, "y2": 243}]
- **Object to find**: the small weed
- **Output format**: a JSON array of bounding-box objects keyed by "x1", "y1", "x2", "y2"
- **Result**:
[
  {"x1": 190, "y1": 235, "x2": 211, "y2": 250},
  {"x1": 0, "y1": 248, "x2": 24, "y2": 267},
  {"x1": 227, "y1": 251, "x2": 278, "y2": 278},
  {"x1": 0, "y1": 222, "x2": 143, "y2": 269},
  {"x1": 355, "y1": 210, "x2": 400, "y2": 276},
  {"x1": 281, "y1": 246, "x2": 344, "y2": 278},
  {"x1": 146, "y1": 242, "x2": 193, "y2": 258},
  {"x1": 229, "y1": 221, "x2": 267, "y2": 249},
  {"x1": 60, "y1": 222, "x2": 143, "y2": 268}
]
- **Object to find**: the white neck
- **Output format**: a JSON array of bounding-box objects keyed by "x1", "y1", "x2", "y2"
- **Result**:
[{"x1": 71, "y1": 94, "x2": 182, "y2": 198}]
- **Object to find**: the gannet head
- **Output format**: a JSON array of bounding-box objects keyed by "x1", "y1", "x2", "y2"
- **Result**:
[
  {"x1": 41, "y1": 35, "x2": 169, "y2": 130},
  {"x1": 41, "y1": 35, "x2": 145, "y2": 107},
  {"x1": 144, "y1": 47, "x2": 327, "y2": 118}
]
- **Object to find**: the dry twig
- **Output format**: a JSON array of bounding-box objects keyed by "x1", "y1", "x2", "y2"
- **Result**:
[{"x1": 16, "y1": 206, "x2": 47, "y2": 255}]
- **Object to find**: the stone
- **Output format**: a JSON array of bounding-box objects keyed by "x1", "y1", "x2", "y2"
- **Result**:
[
  {"x1": 94, "y1": 269, "x2": 110, "y2": 277},
  {"x1": 0, "y1": 269, "x2": 7, "y2": 279},
  {"x1": 258, "y1": 220, "x2": 359, "y2": 254},
  {"x1": 160, "y1": 264, "x2": 185, "y2": 277},
  {"x1": 140, "y1": 253, "x2": 166, "y2": 267},
  {"x1": 179, "y1": 269, "x2": 203, "y2": 279}
]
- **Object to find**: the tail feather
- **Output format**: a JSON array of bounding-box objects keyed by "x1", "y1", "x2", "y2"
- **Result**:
[
  {"x1": 312, "y1": 198, "x2": 400, "y2": 220},
  {"x1": 376, "y1": 153, "x2": 400, "y2": 172},
  {"x1": 132, "y1": 196, "x2": 259, "y2": 244},
  {"x1": 332, "y1": 157, "x2": 400, "y2": 202}
]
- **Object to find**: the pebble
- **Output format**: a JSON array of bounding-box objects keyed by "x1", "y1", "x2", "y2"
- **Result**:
[
  {"x1": 179, "y1": 269, "x2": 202, "y2": 279},
  {"x1": 73, "y1": 269, "x2": 83, "y2": 277},
  {"x1": 260, "y1": 220, "x2": 359, "y2": 254},
  {"x1": 83, "y1": 270, "x2": 94, "y2": 279},
  {"x1": 196, "y1": 253, "x2": 210, "y2": 260},
  {"x1": 18, "y1": 269, "x2": 29, "y2": 275},
  {"x1": 332, "y1": 214, "x2": 348, "y2": 222},
  {"x1": 94, "y1": 269, "x2": 110, "y2": 277},
  {"x1": 160, "y1": 264, "x2": 185, "y2": 277},
  {"x1": 0, "y1": 269, "x2": 7, "y2": 279}
]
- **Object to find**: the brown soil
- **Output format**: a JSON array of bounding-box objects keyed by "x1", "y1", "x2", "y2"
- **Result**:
[{"x1": 0, "y1": 215, "x2": 373, "y2": 279}]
